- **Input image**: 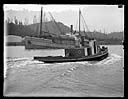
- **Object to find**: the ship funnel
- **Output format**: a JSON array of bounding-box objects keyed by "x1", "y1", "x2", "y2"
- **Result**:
[{"x1": 70, "y1": 25, "x2": 73, "y2": 34}]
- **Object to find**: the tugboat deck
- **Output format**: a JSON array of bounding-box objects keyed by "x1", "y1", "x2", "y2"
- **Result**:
[{"x1": 34, "y1": 48, "x2": 108, "y2": 63}]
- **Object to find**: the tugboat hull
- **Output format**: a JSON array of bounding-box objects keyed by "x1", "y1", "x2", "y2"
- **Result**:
[{"x1": 34, "y1": 49, "x2": 108, "y2": 63}]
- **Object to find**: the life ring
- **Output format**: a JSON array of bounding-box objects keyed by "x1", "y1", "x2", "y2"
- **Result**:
[{"x1": 78, "y1": 50, "x2": 81, "y2": 54}]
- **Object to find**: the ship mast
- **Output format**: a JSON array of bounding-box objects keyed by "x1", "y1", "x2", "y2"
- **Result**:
[
  {"x1": 79, "y1": 9, "x2": 81, "y2": 35},
  {"x1": 40, "y1": 7, "x2": 43, "y2": 37}
]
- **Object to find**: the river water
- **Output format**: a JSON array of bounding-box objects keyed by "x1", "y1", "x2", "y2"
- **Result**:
[{"x1": 4, "y1": 45, "x2": 124, "y2": 97}]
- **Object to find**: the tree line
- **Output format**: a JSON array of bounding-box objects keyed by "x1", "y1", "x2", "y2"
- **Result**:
[{"x1": 5, "y1": 15, "x2": 39, "y2": 25}]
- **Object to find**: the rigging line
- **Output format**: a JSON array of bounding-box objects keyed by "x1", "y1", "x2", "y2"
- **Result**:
[
  {"x1": 81, "y1": 18, "x2": 88, "y2": 38},
  {"x1": 48, "y1": 12, "x2": 63, "y2": 35},
  {"x1": 81, "y1": 14, "x2": 90, "y2": 32},
  {"x1": 81, "y1": 17, "x2": 85, "y2": 31},
  {"x1": 81, "y1": 14, "x2": 93, "y2": 38},
  {"x1": 74, "y1": 18, "x2": 78, "y2": 34},
  {"x1": 44, "y1": 12, "x2": 49, "y2": 33},
  {"x1": 80, "y1": 13, "x2": 89, "y2": 38},
  {"x1": 81, "y1": 18, "x2": 85, "y2": 31}
]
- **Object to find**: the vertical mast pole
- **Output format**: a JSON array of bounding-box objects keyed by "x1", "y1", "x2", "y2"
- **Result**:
[
  {"x1": 40, "y1": 7, "x2": 43, "y2": 37},
  {"x1": 79, "y1": 9, "x2": 81, "y2": 35}
]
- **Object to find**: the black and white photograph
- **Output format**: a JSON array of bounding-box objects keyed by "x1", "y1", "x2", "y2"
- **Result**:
[{"x1": 4, "y1": 4, "x2": 124, "y2": 97}]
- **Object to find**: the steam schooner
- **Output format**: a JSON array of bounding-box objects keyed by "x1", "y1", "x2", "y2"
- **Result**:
[{"x1": 24, "y1": 7, "x2": 81, "y2": 49}]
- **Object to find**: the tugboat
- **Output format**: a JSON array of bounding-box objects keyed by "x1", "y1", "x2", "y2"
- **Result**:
[{"x1": 34, "y1": 9, "x2": 109, "y2": 63}]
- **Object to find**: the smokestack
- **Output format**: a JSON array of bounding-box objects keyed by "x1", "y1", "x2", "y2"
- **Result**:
[{"x1": 70, "y1": 25, "x2": 73, "y2": 34}]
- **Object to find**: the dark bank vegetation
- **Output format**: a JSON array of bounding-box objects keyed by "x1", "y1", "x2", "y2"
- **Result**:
[{"x1": 5, "y1": 21, "x2": 123, "y2": 46}]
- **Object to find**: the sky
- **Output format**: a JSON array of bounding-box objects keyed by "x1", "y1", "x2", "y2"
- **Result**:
[
  {"x1": 4, "y1": 4, "x2": 124, "y2": 33},
  {"x1": 4, "y1": 4, "x2": 86, "y2": 12}
]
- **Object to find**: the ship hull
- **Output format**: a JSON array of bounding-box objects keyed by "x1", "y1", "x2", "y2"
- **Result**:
[
  {"x1": 25, "y1": 36, "x2": 76, "y2": 49},
  {"x1": 34, "y1": 49, "x2": 108, "y2": 63}
]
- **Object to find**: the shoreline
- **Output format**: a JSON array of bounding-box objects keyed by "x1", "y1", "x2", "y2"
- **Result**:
[{"x1": 6, "y1": 42, "x2": 123, "y2": 46}]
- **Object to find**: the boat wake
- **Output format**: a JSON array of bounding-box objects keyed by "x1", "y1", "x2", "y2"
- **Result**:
[
  {"x1": 95, "y1": 53, "x2": 122, "y2": 65},
  {"x1": 6, "y1": 53, "x2": 122, "y2": 68},
  {"x1": 7, "y1": 57, "x2": 33, "y2": 62},
  {"x1": 4, "y1": 57, "x2": 44, "y2": 78},
  {"x1": 4, "y1": 53, "x2": 122, "y2": 79}
]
